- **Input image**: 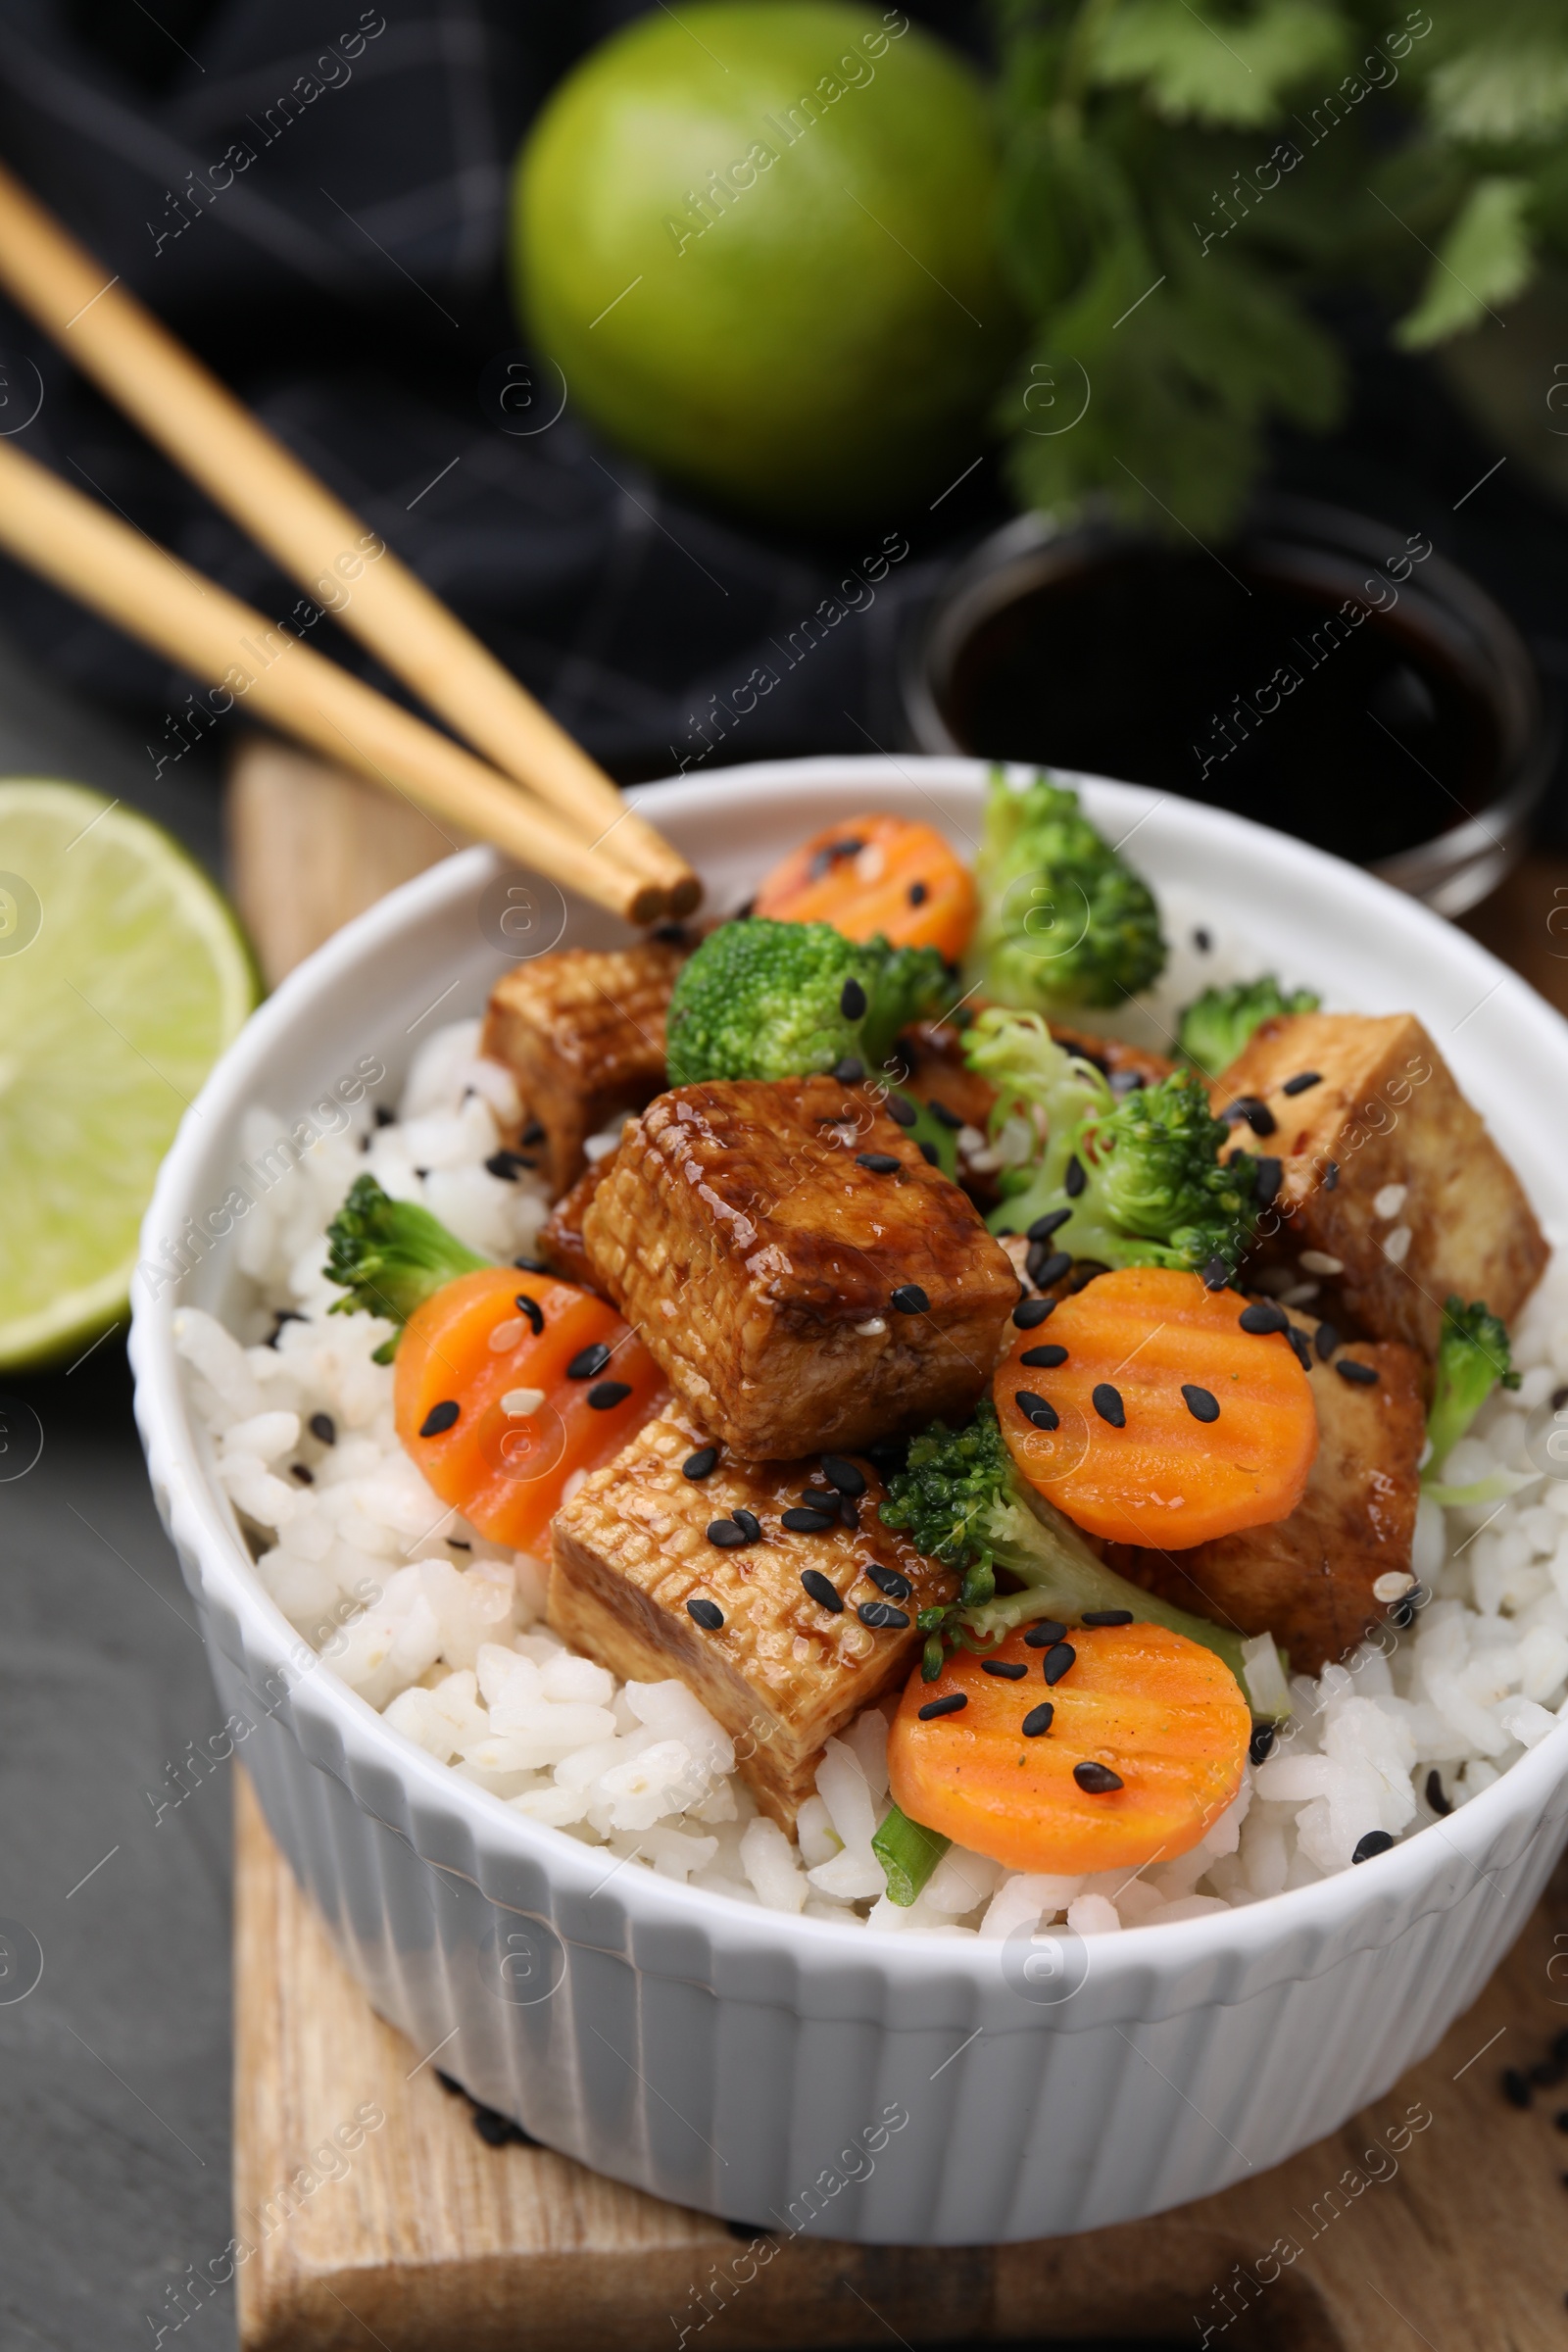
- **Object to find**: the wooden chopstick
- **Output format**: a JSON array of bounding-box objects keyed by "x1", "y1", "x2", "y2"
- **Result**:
[
  {"x1": 0, "y1": 162, "x2": 700, "y2": 919},
  {"x1": 0, "y1": 436, "x2": 667, "y2": 926}
]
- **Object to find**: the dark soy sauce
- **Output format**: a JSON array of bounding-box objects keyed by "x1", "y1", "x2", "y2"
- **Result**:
[{"x1": 942, "y1": 547, "x2": 1502, "y2": 865}]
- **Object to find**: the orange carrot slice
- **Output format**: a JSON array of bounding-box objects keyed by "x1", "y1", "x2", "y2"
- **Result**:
[
  {"x1": 887, "y1": 1620, "x2": 1250, "y2": 1875},
  {"x1": 754, "y1": 812, "x2": 976, "y2": 961},
  {"x1": 394, "y1": 1266, "x2": 666, "y2": 1554},
  {"x1": 994, "y1": 1265, "x2": 1317, "y2": 1549}
]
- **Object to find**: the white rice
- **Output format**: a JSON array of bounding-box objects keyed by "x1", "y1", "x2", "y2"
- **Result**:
[{"x1": 177, "y1": 1018, "x2": 1568, "y2": 1937}]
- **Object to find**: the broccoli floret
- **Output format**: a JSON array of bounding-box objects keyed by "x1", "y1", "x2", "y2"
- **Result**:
[
  {"x1": 1426, "y1": 1296, "x2": 1520, "y2": 1475},
  {"x1": 663, "y1": 917, "x2": 955, "y2": 1085},
  {"x1": 964, "y1": 1006, "x2": 1258, "y2": 1277},
  {"x1": 1177, "y1": 976, "x2": 1321, "y2": 1077},
  {"x1": 880, "y1": 1401, "x2": 1276, "y2": 1704},
  {"x1": 323, "y1": 1175, "x2": 488, "y2": 1355},
  {"x1": 963, "y1": 767, "x2": 1166, "y2": 1012}
]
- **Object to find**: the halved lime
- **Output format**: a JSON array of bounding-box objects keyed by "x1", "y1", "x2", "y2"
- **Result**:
[{"x1": 0, "y1": 781, "x2": 258, "y2": 1370}]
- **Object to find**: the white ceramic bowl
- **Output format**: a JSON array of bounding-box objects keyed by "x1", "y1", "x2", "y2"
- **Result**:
[{"x1": 129, "y1": 757, "x2": 1568, "y2": 2244}]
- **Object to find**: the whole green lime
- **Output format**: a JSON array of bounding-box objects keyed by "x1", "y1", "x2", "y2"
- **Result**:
[{"x1": 512, "y1": 4, "x2": 1015, "y2": 523}]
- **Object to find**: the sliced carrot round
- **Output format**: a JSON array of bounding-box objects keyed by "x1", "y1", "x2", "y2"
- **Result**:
[
  {"x1": 888, "y1": 1621, "x2": 1250, "y2": 1876},
  {"x1": 394, "y1": 1266, "x2": 666, "y2": 1554},
  {"x1": 994, "y1": 1266, "x2": 1317, "y2": 1549},
  {"x1": 753, "y1": 812, "x2": 976, "y2": 961}
]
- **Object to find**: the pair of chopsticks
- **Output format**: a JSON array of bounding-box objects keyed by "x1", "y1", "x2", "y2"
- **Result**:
[{"x1": 0, "y1": 165, "x2": 699, "y2": 926}]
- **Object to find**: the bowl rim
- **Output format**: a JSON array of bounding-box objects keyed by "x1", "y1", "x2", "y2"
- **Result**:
[{"x1": 130, "y1": 753, "x2": 1568, "y2": 1985}]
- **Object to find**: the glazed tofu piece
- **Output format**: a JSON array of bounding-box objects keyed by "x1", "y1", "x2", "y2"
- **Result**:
[
  {"x1": 1213, "y1": 1011, "x2": 1547, "y2": 1356},
  {"x1": 1103, "y1": 1316, "x2": 1426, "y2": 1674},
  {"x1": 538, "y1": 1152, "x2": 613, "y2": 1294},
  {"x1": 479, "y1": 940, "x2": 688, "y2": 1194},
  {"x1": 549, "y1": 1413, "x2": 956, "y2": 1824},
  {"x1": 581, "y1": 1075, "x2": 1019, "y2": 1456}
]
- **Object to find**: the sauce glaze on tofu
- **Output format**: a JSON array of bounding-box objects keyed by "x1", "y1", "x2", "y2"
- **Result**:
[
  {"x1": 581, "y1": 1074, "x2": 1020, "y2": 1457},
  {"x1": 548, "y1": 1413, "x2": 956, "y2": 1824}
]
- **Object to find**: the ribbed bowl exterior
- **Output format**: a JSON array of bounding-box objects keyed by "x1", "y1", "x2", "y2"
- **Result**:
[{"x1": 130, "y1": 760, "x2": 1568, "y2": 2243}]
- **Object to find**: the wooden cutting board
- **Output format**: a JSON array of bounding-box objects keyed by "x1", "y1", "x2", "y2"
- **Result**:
[{"x1": 226, "y1": 734, "x2": 1568, "y2": 2352}]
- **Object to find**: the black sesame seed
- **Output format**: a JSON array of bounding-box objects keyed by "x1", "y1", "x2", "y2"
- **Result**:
[
  {"x1": 268, "y1": 1308, "x2": 306, "y2": 1347},
  {"x1": 1193, "y1": 927, "x2": 1211, "y2": 952},
  {"x1": 1024, "y1": 1621, "x2": 1068, "y2": 1648},
  {"x1": 1013, "y1": 1296, "x2": 1057, "y2": 1330},
  {"x1": 520, "y1": 1118, "x2": 547, "y2": 1147},
  {"x1": 857, "y1": 1152, "x2": 903, "y2": 1174},
  {"x1": 514, "y1": 1293, "x2": 544, "y2": 1336},
  {"x1": 819, "y1": 1454, "x2": 866, "y2": 1495},
  {"x1": 1251, "y1": 1155, "x2": 1283, "y2": 1210},
  {"x1": 1285, "y1": 1324, "x2": 1313, "y2": 1375},
  {"x1": 419, "y1": 1400, "x2": 460, "y2": 1438},
  {"x1": 1324, "y1": 1160, "x2": 1340, "y2": 1191},
  {"x1": 1081, "y1": 1609, "x2": 1134, "y2": 1627},
  {"x1": 890, "y1": 1284, "x2": 929, "y2": 1315},
  {"x1": 290, "y1": 1462, "x2": 314, "y2": 1484},
  {"x1": 799, "y1": 1486, "x2": 842, "y2": 1512},
  {"x1": 414, "y1": 1168, "x2": 431, "y2": 1181},
  {"x1": 687, "y1": 1597, "x2": 725, "y2": 1631},
  {"x1": 485, "y1": 1151, "x2": 521, "y2": 1180},
  {"x1": 983, "y1": 1658, "x2": 1029, "y2": 1680},
  {"x1": 1020, "y1": 1344, "x2": 1067, "y2": 1369},
  {"x1": 865, "y1": 1564, "x2": 912, "y2": 1600},
  {"x1": 1239, "y1": 1299, "x2": 1288, "y2": 1336},
  {"x1": 1063, "y1": 1154, "x2": 1087, "y2": 1198},
  {"x1": 1223, "y1": 1096, "x2": 1277, "y2": 1137},
  {"x1": 1500, "y1": 2068, "x2": 1533, "y2": 2109},
  {"x1": 833, "y1": 1056, "x2": 864, "y2": 1083},
  {"x1": 1282, "y1": 1070, "x2": 1322, "y2": 1097},
  {"x1": 707, "y1": 1520, "x2": 745, "y2": 1548},
  {"x1": 782, "y1": 1506, "x2": 837, "y2": 1533},
  {"x1": 566, "y1": 1342, "x2": 612, "y2": 1380},
  {"x1": 840, "y1": 976, "x2": 868, "y2": 1020},
  {"x1": 683, "y1": 1446, "x2": 718, "y2": 1481},
  {"x1": 1183, "y1": 1384, "x2": 1220, "y2": 1423},
  {"x1": 1022, "y1": 1703, "x2": 1054, "y2": 1738},
  {"x1": 885, "y1": 1093, "x2": 918, "y2": 1127},
  {"x1": 858, "y1": 1599, "x2": 910, "y2": 1630},
  {"x1": 840, "y1": 1499, "x2": 861, "y2": 1536},
  {"x1": 1026, "y1": 1245, "x2": 1073, "y2": 1289},
  {"x1": 1201, "y1": 1256, "x2": 1231, "y2": 1292},
  {"x1": 1351, "y1": 1830, "x2": 1395, "y2": 1864},
  {"x1": 1336, "y1": 1358, "x2": 1379, "y2": 1387},
  {"x1": 918, "y1": 1139, "x2": 940, "y2": 1166},
  {"x1": 514, "y1": 1255, "x2": 548, "y2": 1273},
  {"x1": 929, "y1": 1099, "x2": 963, "y2": 1129},
  {"x1": 801, "y1": 1568, "x2": 843, "y2": 1613},
  {"x1": 1073, "y1": 1760, "x2": 1124, "y2": 1793},
  {"x1": 907, "y1": 880, "x2": 929, "y2": 906},
  {"x1": 1014, "y1": 1391, "x2": 1059, "y2": 1431},
  {"x1": 1068, "y1": 1260, "x2": 1108, "y2": 1293},
  {"x1": 1314, "y1": 1322, "x2": 1340, "y2": 1362},
  {"x1": 1554, "y1": 1386, "x2": 1568, "y2": 1413},
  {"x1": 1092, "y1": 1383, "x2": 1125, "y2": 1428},
  {"x1": 309, "y1": 1411, "x2": 336, "y2": 1446},
  {"x1": 1027, "y1": 1209, "x2": 1073, "y2": 1243},
  {"x1": 732, "y1": 1508, "x2": 762, "y2": 1544},
  {"x1": 1042, "y1": 1642, "x2": 1076, "y2": 1685},
  {"x1": 373, "y1": 1102, "x2": 396, "y2": 1127},
  {"x1": 587, "y1": 1380, "x2": 632, "y2": 1410},
  {"x1": 1249, "y1": 1723, "x2": 1276, "y2": 1765},
  {"x1": 918, "y1": 1691, "x2": 966, "y2": 1720},
  {"x1": 1555, "y1": 2110, "x2": 1568, "y2": 2133},
  {"x1": 1425, "y1": 1769, "x2": 1451, "y2": 1817}
]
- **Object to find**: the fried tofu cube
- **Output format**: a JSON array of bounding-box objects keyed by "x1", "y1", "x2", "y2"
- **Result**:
[
  {"x1": 549, "y1": 1413, "x2": 956, "y2": 1824},
  {"x1": 479, "y1": 941, "x2": 687, "y2": 1194},
  {"x1": 1213, "y1": 1011, "x2": 1547, "y2": 1356},
  {"x1": 581, "y1": 1076, "x2": 1019, "y2": 1456},
  {"x1": 1103, "y1": 1317, "x2": 1426, "y2": 1674},
  {"x1": 538, "y1": 1151, "x2": 613, "y2": 1294}
]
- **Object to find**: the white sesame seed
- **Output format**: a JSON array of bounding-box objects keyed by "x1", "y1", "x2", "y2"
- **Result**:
[
  {"x1": 1383, "y1": 1225, "x2": 1413, "y2": 1264},
  {"x1": 1280, "y1": 1282, "x2": 1321, "y2": 1307},
  {"x1": 1373, "y1": 1183, "x2": 1408, "y2": 1219},
  {"x1": 487, "y1": 1316, "x2": 527, "y2": 1352},
  {"x1": 855, "y1": 1316, "x2": 888, "y2": 1338},
  {"x1": 1372, "y1": 1570, "x2": 1416, "y2": 1603},
  {"x1": 501, "y1": 1387, "x2": 546, "y2": 1416},
  {"x1": 1299, "y1": 1250, "x2": 1344, "y2": 1276}
]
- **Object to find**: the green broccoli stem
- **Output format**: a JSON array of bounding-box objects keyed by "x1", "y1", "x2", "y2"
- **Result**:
[
  {"x1": 1425, "y1": 1296, "x2": 1521, "y2": 1476},
  {"x1": 872, "y1": 1804, "x2": 952, "y2": 1907},
  {"x1": 323, "y1": 1174, "x2": 490, "y2": 1345}
]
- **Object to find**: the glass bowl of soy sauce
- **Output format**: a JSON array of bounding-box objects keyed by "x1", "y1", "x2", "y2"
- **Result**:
[{"x1": 903, "y1": 498, "x2": 1555, "y2": 914}]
